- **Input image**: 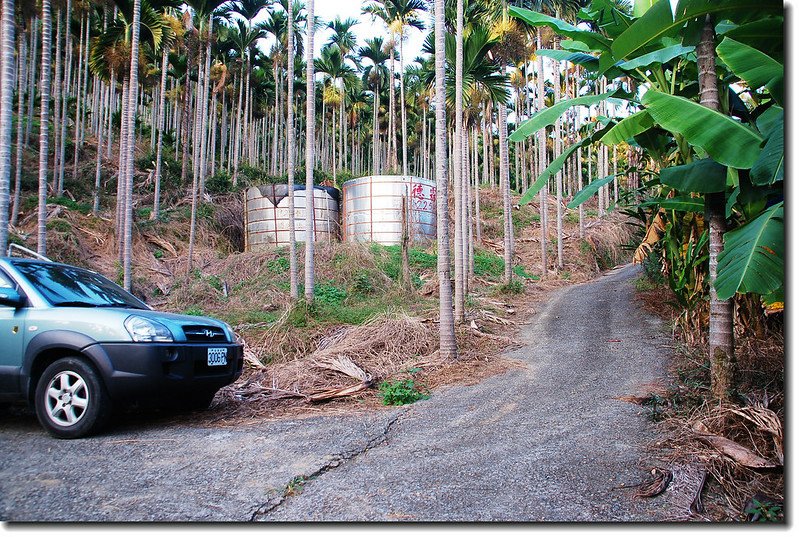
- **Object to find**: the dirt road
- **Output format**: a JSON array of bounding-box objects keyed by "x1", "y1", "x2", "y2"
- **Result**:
[{"x1": 0, "y1": 264, "x2": 676, "y2": 522}]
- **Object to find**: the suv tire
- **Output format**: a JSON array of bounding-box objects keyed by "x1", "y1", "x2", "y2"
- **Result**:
[{"x1": 35, "y1": 357, "x2": 112, "y2": 439}]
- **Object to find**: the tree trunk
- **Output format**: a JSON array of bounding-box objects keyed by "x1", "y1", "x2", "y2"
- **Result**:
[
  {"x1": 0, "y1": 0, "x2": 15, "y2": 252},
  {"x1": 453, "y1": 0, "x2": 465, "y2": 322},
  {"x1": 37, "y1": 0, "x2": 52, "y2": 256},
  {"x1": 56, "y1": 0, "x2": 72, "y2": 197},
  {"x1": 697, "y1": 15, "x2": 736, "y2": 399},
  {"x1": 304, "y1": 0, "x2": 316, "y2": 302},
  {"x1": 499, "y1": 84, "x2": 513, "y2": 285},
  {"x1": 434, "y1": 0, "x2": 457, "y2": 360},
  {"x1": 152, "y1": 45, "x2": 168, "y2": 219},
  {"x1": 122, "y1": 0, "x2": 142, "y2": 291},
  {"x1": 11, "y1": 27, "x2": 26, "y2": 226},
  {"x1": 536, "y1": 27, "x2": 547, "y2": 278},
  {"x1": 287, "y1": 0, "x2": 299, "y2": 300}
]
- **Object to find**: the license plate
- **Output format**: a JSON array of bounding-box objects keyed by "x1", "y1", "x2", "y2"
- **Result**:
[{"x1": 207, "y1": 348, "x2": 228, "y2": 366}]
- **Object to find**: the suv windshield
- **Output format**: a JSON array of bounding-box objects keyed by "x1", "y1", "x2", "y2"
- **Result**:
[{"x1": 12, "y1": 261, "x2": 148, "y2": 309}]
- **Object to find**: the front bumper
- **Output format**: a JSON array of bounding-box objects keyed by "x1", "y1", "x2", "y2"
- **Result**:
[{"x1": 84, "y1": 342, "x2": 244, "y2": 405}]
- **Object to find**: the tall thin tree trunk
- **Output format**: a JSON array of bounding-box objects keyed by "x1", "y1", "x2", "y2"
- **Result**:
[
  {"x1": 697, "y1": 15, "x2": 736, "y2": 399},
  {"x1": 122, "y1": 0, "x2": 142, "y2": 291},
  {"x1": 536, "y1": 28, "x2": 547, "y2": 277},
  {"x1": 93, "y1": 80, "x2": 106, "y2": 215},
  {"x1": 11, "y1": 28, "x2": 26, "y2": 226},
  {"x1": 434, "y1": 0, "x2": 456, "y2": 360},
  {"x1": 152, "y1": 45, "x2": 168, "y2": 218},
  {"x1": 499, "y1": 76, "x2": 513, "y2": 285},
  {"x1": 554, "y1": 54, "x2": 563, "y2": 270},
  {"x1": 453, "y1": 0, "x2": 465, "y2": 322},
  {"x1": 25, "y1": 16, "x2": 39, "y2": 149},
  {"x1": 37, "y1": 0, "x2": 52, "y2": 256},
  {"x1": 0, "y1": 0, "x2": 16, "y2": 252},
  {"x1": 287, "y1": 0, "x2": 298, "y2": 300},
  {"x1": 304, "y1": 0, "x2": 316, "y2": 302},
  {"x1": 56, "y1": 0, "x2": 72, "y2": 196}
]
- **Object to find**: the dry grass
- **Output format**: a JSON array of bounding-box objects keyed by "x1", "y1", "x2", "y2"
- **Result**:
[{"x1": 630, "y1": 276, "x2": 784, "y2": 522}]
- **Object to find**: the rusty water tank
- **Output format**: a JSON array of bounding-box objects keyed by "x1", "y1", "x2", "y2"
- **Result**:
[
  {"x1": 244, "y1": 184, "x2": 340, "y2": 251},
  {"x1": 341, "y1": 175, "x2": 436, "y2": 245}
]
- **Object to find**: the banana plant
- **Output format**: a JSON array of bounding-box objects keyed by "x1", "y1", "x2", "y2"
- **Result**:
[{"x1": 508, "y1": 0, "x2": 784, "y2": 310}]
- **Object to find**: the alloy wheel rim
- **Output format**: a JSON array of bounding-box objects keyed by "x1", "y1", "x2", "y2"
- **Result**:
[{"x1": 45, "y1": 371, "x2": 89, "y2": 427}]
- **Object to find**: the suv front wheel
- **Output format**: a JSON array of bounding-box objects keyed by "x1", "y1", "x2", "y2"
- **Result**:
[{"x1": 35, "y1": 357, "x2": 112, "y2": 439}]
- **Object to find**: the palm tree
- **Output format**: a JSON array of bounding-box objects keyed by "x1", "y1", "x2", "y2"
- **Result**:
[
  {"x1": 304, "y1": 0, "x2": 316, "y2": 303},
  {"x1": 229, "y1": 18, "x2": 264, "y2": 184},
  {"x1": 434, "y1": 0, "x2": 457, "y2": 360},
  {"x1": 359, "y1": 37, "x2": 390, "y2": 174},
  {"x1": 0, "y1": 0, "x2": 15, "y2": 254},
  {"x1": 326, "y1": 16, "x2": 359, "y2": 174},
  {"x1": 315, "y1": 45, "x2": 355, "y2": 183}
]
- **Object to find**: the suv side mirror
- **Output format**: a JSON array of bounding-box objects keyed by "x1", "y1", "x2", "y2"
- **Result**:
[{"x1": 0, "y1": 288, "x2": 26, "y2": 308}]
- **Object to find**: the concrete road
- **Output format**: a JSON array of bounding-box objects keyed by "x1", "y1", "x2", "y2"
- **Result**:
[{"x1": 0, "y1": 265, "x2": 675, "y2": 522}]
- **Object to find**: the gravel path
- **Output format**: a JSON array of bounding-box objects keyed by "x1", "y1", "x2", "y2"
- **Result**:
[{"x1": 0, "y1": 264, "x2": 675, "y2": 522}]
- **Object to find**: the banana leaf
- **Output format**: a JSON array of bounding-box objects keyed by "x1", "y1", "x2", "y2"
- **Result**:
[
  {"x1": 639, "y1": 196, "x2": 705, "y2": 212},
  {"x1": 618, "y1": 44, "x2": 695, "y2": 71},
  {"x1": 509, "y1": 90, "x2": 617, "y2": 143},
  {"x1": 600, "y1": 110, "x2": 654, "y2": 145},
  {"x1": 611, "y1": 0, "x2": 783, "y2": 62},
  {"x1": 519, "y1": 142, "x2": 580, "y2": 205},
  {"x1": 508, "y1": 7, "x2": 612, "y2": 52},
  {"x1": 567, "y1": 175, "x2": 616, "y2": 209},
  {"x1": 659, "y1": 159, "x2": 728, "y2": 193},
  {"x1": 720, "y1": 16, "x2": 784, "y2": 62},
  {"x1": 750, "y1": 114, "x2": 784, "y2": 185},
  {"x1": 536, "y1": 49, "x2": 600, "y2": 70},
  {"x1": 641, "y1": 89, "x2": 763, "y2": 169},
  {"x1": 715, "y1": 202, "x2": 784, "y2": 300},
  {"x1": 518, "y1": 123, "x2": 616, "y2": 205},
  {"x1": 716, "y1": 37, "x2": 783, "y2": 106}
]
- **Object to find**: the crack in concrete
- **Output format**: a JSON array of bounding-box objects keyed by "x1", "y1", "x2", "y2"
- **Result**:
[{"x1": 249, "y1": 408, "x2": 409, "y2": 521}]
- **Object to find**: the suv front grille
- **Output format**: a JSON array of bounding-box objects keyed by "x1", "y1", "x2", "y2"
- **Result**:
[{"x1": 182, "y1": 325, "x2": 228, "y2": 343}]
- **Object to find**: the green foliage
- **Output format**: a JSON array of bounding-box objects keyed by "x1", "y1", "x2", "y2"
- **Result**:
[
  {"x1": 473, "y1": 250, "x2": 504, "y2": 278},
  {"x1": 513, "y1": 265, "x2": 539, "y2": 280},
  {"x1": 353, "y1": 270, "x2": 375, "y2": 295},
  {"x1": 371, "y1": 244, "x2": 437, "y2": 280},
  {"x1": 744, "y1": 499, "x2": 783, "y2": 522},
  {"x1": 183, "y1": 307, "x2": 205, "y2": 316},
  {"x1": 496, "y1": 279, "x2": 524, "y2": 295},
  {"x1": 267, "y1": 256, "x2": 290, "y2": 274},
  {"x1": 206, "y1": 171, "x2": 234, "y2": 193},
  {"x1": 715, "y1": 203, "x2": 784, "y2": 300},
  {"x1": 46, "y1": 218, "x2": 72, "y2": 233},
  {"x1": 314, "y1": 283, "x2": 347, "y2": 306},
  {"x1": 378, "y1": 376, "x2": 430, "y2": 406}
]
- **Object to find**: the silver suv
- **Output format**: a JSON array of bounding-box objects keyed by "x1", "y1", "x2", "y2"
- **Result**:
[{"x1": 0, "y1": 255, "x2": 243, "y2": 438}]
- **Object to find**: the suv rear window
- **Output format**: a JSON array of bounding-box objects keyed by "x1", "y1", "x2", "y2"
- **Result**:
[{"x1": 12, "y1": 261, "x2": 148, "y2": 309}]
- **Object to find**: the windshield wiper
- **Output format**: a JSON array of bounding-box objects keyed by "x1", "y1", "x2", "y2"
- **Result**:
[
  {"x1": 106, "y1": 301, "x2": 147, "y2": 310},
  {"x1": 52, "y1": 300, "x2": 103, "y2": 308},
  {"x1": 52, "y1": 300, "x2": 147, "y2": 309}
]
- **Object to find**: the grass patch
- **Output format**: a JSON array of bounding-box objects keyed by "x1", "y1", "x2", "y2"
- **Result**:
[{"x1": 474, "y1": 249, "x2": 504, "y2": 278}]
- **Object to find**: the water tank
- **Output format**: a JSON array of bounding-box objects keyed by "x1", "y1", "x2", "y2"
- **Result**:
[
  {"x1": 244, "y1": 184, "x2": 340, "y2": 251},
  {"x1": 342, "y1": 175, "x2": 436, "y2": 245}
]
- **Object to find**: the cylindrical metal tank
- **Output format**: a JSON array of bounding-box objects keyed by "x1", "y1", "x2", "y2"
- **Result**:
[
  {"x1": 244, "y1": 184, "x2": 340, "y2": 251},
  {"x1": 342, "y1": 175, "x2": 436, "y2": 245}
]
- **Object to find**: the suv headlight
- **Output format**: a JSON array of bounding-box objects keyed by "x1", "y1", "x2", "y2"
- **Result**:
[
  {"x1": 124, "y1": 315, "x2": 174, "y2": 342},
  {"x1": 223, "y1": 322, "x2": 244, "y2": 345}
]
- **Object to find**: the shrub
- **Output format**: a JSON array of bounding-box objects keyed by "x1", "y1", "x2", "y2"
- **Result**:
[{"x1": 378, "y1": 377, "x2": 429, "y2": 406}]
